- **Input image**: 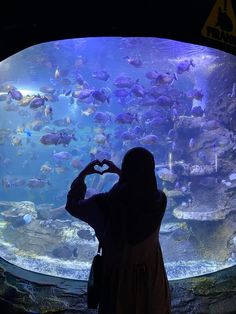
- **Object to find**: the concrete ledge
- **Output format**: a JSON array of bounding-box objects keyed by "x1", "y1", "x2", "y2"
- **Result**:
[{"x1": 0, "y1": 257, "x2": 235, "y2": 313}]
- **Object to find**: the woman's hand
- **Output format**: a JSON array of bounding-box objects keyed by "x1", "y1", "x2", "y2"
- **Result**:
[
  {"x1": 101, "y1": 159, "x2": 121, "y2": 175},
  {"x1": 70, "y1": 160, "x2": 102, "y2": 189},
  {"x1": 79, "y1": 160, "x2": 103, "y2": 177}
]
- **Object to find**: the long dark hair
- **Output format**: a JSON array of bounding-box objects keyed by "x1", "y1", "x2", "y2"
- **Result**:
[
  {"x1": 107, "y1": 147, "x2": 161, "y2": 246},
  {"x1": 119, "y1": 146, "x2": 157, "y2": 197}
]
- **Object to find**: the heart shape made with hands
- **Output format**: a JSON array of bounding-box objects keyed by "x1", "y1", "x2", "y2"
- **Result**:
[{"x1": 94, "y1": 161, "x2": 109, "y2": 174}]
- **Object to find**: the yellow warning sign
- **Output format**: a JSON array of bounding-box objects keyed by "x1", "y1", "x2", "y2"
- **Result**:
[{"x1": 201, "y1": 0, "x2": 236, "y2": 48}]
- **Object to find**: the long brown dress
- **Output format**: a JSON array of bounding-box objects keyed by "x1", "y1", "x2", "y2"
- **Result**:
[{"x1": 66, "y1": 179, "x2": 171, "y2": 314}]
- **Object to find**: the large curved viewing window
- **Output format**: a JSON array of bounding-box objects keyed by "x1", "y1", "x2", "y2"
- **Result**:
[{"x1": 0, "y1": 37, "x2": 235, "y2": 280}]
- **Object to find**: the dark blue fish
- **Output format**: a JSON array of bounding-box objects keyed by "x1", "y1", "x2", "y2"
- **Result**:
[
  {"x1": 53, "y1": 118, "x2": 71, "y2": 127},
  {"x1": 131, "y1": 83, "x2": 145, "y2": 98},
  {"x1": 113, "y1": 89, "x2": 130, "y2": 98},
  {"x1": 120, "y1": 131, "x2": 137, "y2": 141},
  {"x1": 148, "y1": 86, "x2": 165, "y2": 98},
  {"x1": 138, "y1": 96, "x2": 158, "y2": 107},
  {"x1": 154, "y1": 72, "x2": 177, "y2": 85},
  {"x1": 115, "y1": 112, "x2": 138, "y2": 124},
  {"x1": 124, "y1": 56, "x2": 143, "y2": 68},
  {"x1": 176, "y1": 59, "x2": 195, "y2": 74},
  {"x1": 40, "y1": 132, "x2": 77, "y2": 146},
  {"x1": 79, "y1": 89, "x2": 94, "y2": 100},
  {"x1": 113, "y1": 76, "x2": 136, "y2": 89},
  {"x1": 156, "y1": 95, "x2": 173, "y2": 106},
  {"x1": 29, "y1": 95, "x2": 47, "y2": 109},
  {"x1": 145, "y1": 71, "x2": 159, "y2": 80},
  {"x1": 8, "y1": 88, "x2": 23, "y2": 101},
  {"x1": 92, "y1": 90, "x2": 109, "y2": 103},
  {"x1": 93, "y1": 112, "x2": 111, "y2": 124},
  {"x1": 92, "y1": 70, "x2": 110, "y2": 81}
]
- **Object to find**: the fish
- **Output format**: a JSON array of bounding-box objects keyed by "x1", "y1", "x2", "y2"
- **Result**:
[
  {"x1": 94, "y1": 133, "x2": 108, "y2": 145},
  {"x1": 27, "y1": 178, "x2": 51, "y2": 188},
  {"x1": 115, "y1": 112, "x2": 138, "y2": 124},
  {"x1": 131, "y1": 83, "x2": 145, "y2": 97},
  {"x1": 71, "y1": 157, "x2": 83, "y2": 169},
  {"x1": 29, "y1": 95, "x2": 48, "y2": 109},
  {"x1": 139, "y1": 134, "x2": 158, "y2": 145},
  {"x1": 53, "y1": 151, "x2": 73, "y2": 160},
  {"x1": 145, "y1": 71, "x2": 159, "y2": 80},
  {"x1": 8, "y1": 88, "x2": 23, "y2": 101},
  {"x1": 30, "y1": 120, "x2": 45, "y2": 131},
  {"x1": 93, "y1": 111, "x2": 111, "y2": 124},
  {"x1": 154, "y1": 72, "x2": 177, "y2": 85},
  {"x1": 53, "y1": 118, "x2": 71, "y2": 127},
  {"x1": 113, "y1": 89, "x2": 130, "y2": 98},
  {"x1": 120, "y1": 130, "x2": 137, "y2": 141},
  {"x1": 40, "y1": 132, "x2": 77, "y2": 146},
  {"x1": 176, "y1": 59, "x2": 195, "y2": 74},
  {"x1": 92, "y1": 90, "x2": 110, "y2": 103},
  {"x1": 138, "y1": 97, "x2": 158, "y2": 107},
  {"x1": 92, "y1": 70, "x2": 110, "y2": 81},
  {"x1": 54, "y1": 166, "x2": 69, "y2": 174},
  {"x1": 12, "y1": 177, "x2": 26, "y2": 187},
  {"x1": 113, "y1": 75, "x2": 136, "y2": 88},
  {"x1": 124, "y1": 56, "x2": 143, "y2": 68},
  {"x1": 77, "y1": 89, "x2": 94, "y2": 100},
  {"x1": 156, "y1": 95, "x2": 173, "y2": 106}
]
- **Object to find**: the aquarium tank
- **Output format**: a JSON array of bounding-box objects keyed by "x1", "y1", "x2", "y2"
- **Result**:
[{"x1": 0, "y1": 37, "x2": 235, "y2": 281}]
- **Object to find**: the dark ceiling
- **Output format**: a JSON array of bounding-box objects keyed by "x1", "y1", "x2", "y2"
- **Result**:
[{"x1": 1, "y1": 0, "x2": 236, "y2": 61}]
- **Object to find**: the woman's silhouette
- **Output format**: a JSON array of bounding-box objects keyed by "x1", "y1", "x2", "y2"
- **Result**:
[{"x1": 66, "y1": 147, "x2": 171, "y2": 314}]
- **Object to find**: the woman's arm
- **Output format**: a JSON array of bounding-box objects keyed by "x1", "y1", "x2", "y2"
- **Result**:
[
  {"x1": 65, "y1": 159, "x2": 121, "y2": 237},
  {"x1": 65, "y1": 159, "x2": 103, "y2": 219}
]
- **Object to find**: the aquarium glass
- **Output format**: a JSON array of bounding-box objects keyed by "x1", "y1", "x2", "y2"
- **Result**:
[{"x1": 0, "y1": 37, "x2": 236, "y2": 280}]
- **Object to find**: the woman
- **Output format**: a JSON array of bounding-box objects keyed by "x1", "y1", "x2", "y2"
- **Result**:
[{"x1": 66, "y1": 147, "x2": 171, "y2": 314}]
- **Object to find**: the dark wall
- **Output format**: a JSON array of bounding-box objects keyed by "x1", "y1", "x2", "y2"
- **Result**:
[{"x1": 0, "y1": 0, "x2": 236, "y2": 61}]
